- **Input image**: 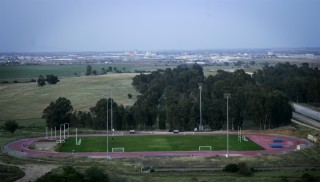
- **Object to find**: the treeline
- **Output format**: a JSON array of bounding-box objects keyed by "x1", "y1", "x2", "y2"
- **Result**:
[
  {"x1": 44, "y1": 63, "x2": 308, "y2": 131},
  {"x1": 131, "y1": 64, "x2": 292, "y2": 130},
  {"x1": 85, "y1": 65, "x2": 128, "y2": 76},
  {"x1": 253, "y1": 62, "x2": 320, "y2": 103}
]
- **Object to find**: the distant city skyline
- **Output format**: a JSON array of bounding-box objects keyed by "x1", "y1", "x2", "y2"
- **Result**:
[{"x1": 0, "y1": 0, "x2": 320, "y2": 52}]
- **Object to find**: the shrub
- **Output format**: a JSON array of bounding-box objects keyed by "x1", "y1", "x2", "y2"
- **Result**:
[
  {"x1": 223, "y1": 163, "x2": 239, "y2": 173},
  {"x1": 238, "y1": 162, "x2": 252, "y2": 176},
  {"x1": 301, "y1": 173, "x2": 318, "y2": 182},
  {"x1": 85, "y1": 166, "x2": 110, "y2": 182}
]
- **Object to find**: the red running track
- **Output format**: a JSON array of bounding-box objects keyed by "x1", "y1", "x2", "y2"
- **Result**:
[{"x1": 4, "y1": 132, "x2": 309, "y2": 158}]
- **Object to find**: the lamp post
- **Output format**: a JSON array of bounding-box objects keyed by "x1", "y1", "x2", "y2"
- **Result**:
[
  {"x1": 224, "y1": 93, "x2": 231, "y2": 158},
  {"x1": 198, "y1": 83, "x2": 203, "y2": 131},
  {"x1": 111, "y1": 91, "x2": 113, "y2": 133},
  {"x1": 107, "y1": 98, "x2": 109, "y2": 159}
]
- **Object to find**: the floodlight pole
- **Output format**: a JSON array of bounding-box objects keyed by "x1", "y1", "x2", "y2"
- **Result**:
[
  {"x1": 224, "y1": 93, "x2": 231, "y2": 158},
  {"x1": 198, "y1": 83, "x2": 203, "y2": 131},
  {"x1": 111, "y1": 91, "x2": 113, "y2": 133},
  {"x1": 107, "y1": 98, "x2": 109, "y2": 159}
]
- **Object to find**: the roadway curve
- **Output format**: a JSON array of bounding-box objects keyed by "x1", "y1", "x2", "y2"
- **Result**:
[{"x1": 4, "y1": 133, "x2": 309, "y2": 158}]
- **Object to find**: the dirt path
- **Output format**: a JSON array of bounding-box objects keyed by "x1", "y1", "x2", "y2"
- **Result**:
[{"x1": 15, "y1": 164, "x2": 58, "y2": 182}]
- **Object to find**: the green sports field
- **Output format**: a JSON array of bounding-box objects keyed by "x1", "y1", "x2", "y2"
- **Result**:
[{"x1": 58, "y1": 135, "x2": 264, "y2": 152}]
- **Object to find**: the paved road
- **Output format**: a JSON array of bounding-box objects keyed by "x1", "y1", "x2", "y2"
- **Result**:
[
  {"x1": 293, "y1": 112, "x2": 320, "y2": 129},
  {"x1": 4, "y1": 133, "x2": 309, "y2": 159},
  {"x1": 293, "y1": 103, "x2": 320, "y2": 122}
]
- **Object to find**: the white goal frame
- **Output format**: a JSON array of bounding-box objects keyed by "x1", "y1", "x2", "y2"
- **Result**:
[
  {"x1": 198, "y1": 146, "x2": 212, "y2": 151},
  {"x1": 76, "y1": 138, "x2": 82, "y2": 145},
  {"x1": 112, "y1": 147, "x2": 125, "y2": 152}
]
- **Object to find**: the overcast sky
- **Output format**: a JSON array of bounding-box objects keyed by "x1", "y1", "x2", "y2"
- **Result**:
[{"x1": 0, "y1": 0, "x2": 319, "y2": 52}]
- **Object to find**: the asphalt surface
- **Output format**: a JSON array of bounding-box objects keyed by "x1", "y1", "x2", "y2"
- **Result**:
[
  {"x1": 293, "y1": 103, "x2": 320, "y2": 122},
  {"x1": 293, "y1": 112, "x2": 320, "y2": 129}
]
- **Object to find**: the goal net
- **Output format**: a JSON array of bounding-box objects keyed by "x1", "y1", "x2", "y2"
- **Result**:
[
  {"x1": 198, "y1": 146, "x2": 212, "y2": 151},
  {"x1": 112, "y1": 147, "x2": 125, "y2": 152}
]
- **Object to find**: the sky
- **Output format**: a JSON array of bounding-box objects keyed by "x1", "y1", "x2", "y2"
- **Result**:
[{"x1": 0, "y1": 0, "x2": 320, "y2": 52}]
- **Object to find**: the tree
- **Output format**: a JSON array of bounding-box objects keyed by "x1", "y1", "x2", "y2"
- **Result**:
[
  {"x1": 46, "y1": 75, "x2": 59, "y2": 84},
  {"x1": 85, "y1": 166, "x2": 110, "y2": 182},
  {"x1": 37, "y1": 75, "x2": 46, "y2": 87},
  {"x1": 86, "y1": 65, "x2": 92, "y2": 76},
  {"x1": 128, "y1": 93, "x2": 133, "y2": 99},
  {"x1": 42, "y1": 97, "x2": 73, "y2": 128},
  {"x1": 4, "y1": 120, "x2": 18, "y2": 134}
]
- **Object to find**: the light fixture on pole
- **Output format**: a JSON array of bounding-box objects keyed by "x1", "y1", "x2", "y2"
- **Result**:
[
  {"x1": 224, "y1": 93, "x2": 231, "y2": 158},
  {"x1": 198, "y1": 83, "x2": 203, "y2": 131},
  {"x1": 107, "y1": 98, "x2": 109, "y2": 159},
  {"x1": 111, "y1": 91, "x2": 113, "y2": 133}
]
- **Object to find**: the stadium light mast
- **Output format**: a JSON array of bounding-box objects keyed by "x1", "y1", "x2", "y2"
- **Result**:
[
  {"x1": 111, "y1": 90, "x2": 113, "y2": 133},
  {"x1": 224, "y1": 93, "x2": 231, "y2": 158},
  {"x1": 107, "y1": 98, "x2": 109, "y2": 159},
  {"x1": 198, "y1": 83, "x2": 203, "y2": 131}
]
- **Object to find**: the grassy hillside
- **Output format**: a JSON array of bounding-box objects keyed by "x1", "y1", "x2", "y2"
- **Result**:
[{"x1": 0, "y1": 73, "x2": 139, "y2": 120}]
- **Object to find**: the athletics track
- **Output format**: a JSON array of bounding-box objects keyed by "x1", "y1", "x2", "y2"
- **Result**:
[{"x1": 4, "y1": 132, "x2": 309, "y2": 158}]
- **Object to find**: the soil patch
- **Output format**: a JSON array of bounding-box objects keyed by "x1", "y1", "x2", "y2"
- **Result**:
[
  {"x1": 29, "y1": 142, "x2": 59, "y2": 152},
  {"x1": 16, "y1": 164, "x2": 58, "y2": 182}
]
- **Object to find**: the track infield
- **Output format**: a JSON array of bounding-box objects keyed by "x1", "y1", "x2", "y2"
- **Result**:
[{"x1": 4, "y1": 132, "x2": 309, "y2": 158}]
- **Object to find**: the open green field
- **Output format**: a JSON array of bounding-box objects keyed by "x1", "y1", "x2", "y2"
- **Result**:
[
  {"x1": 0, "y1": 63, "x2": 178, "y2": 82},
  {"x1": 0, "y1": 73, "x2": 139, "y2": 120},
  {"x1": 58, "y1": 135, "x2": 263, "y2": 152}
]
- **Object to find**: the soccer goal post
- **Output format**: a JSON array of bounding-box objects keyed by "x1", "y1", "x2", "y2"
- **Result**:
[
  {"x1": 112, "y1": 147, "x2": 125, "y2": 152},
  {"x1": 76, "y1": 138, "x2": 81, "y2": 145},
  {"x1": 199, "y1": 146, "x2": 212, "y2": 151}
]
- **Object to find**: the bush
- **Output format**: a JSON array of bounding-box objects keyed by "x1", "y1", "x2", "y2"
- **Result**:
[
  {"x1": 0, "y1": 164, "x2": 25, "y2": 182},
  {"x1": 238, "y1": 162, "x2": 252, "y2": 176},
  {"x1": 85, "y1": 166, "x2": 110, "y2": 182},
  {"x1": 223, "y1": 163, "x2": 239, "y2": 173},
  {"x1": 301, "y1": 173, "x2": 318, "y2": 182}
]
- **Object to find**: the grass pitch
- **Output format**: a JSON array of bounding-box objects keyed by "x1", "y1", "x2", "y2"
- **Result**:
[{"x1": 58, "y1": 135, "x2": 263, "y2": 152}]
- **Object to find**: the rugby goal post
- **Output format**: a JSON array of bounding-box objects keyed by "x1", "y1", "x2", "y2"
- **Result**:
[
  {"x1": 112, "y1": 147, "x2": 125, "y2": 152},
  {"x1": 199, "y1": 146, "x2": 212, "y2": 151}
]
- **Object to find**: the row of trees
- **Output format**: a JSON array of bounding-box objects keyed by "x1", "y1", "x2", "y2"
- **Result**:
[
  {"x1": 253, "y1": 62, "x2": 320, "y2": 103},
  {"x1": 131, "y1": 65, "x2": 292, "y2": 130},
  {"x1": 86, "y1": 65, "x2": 126, "y2": 76},
  {"x1": 43, "y1": 63, "x2": 303, "y2": 131}
]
